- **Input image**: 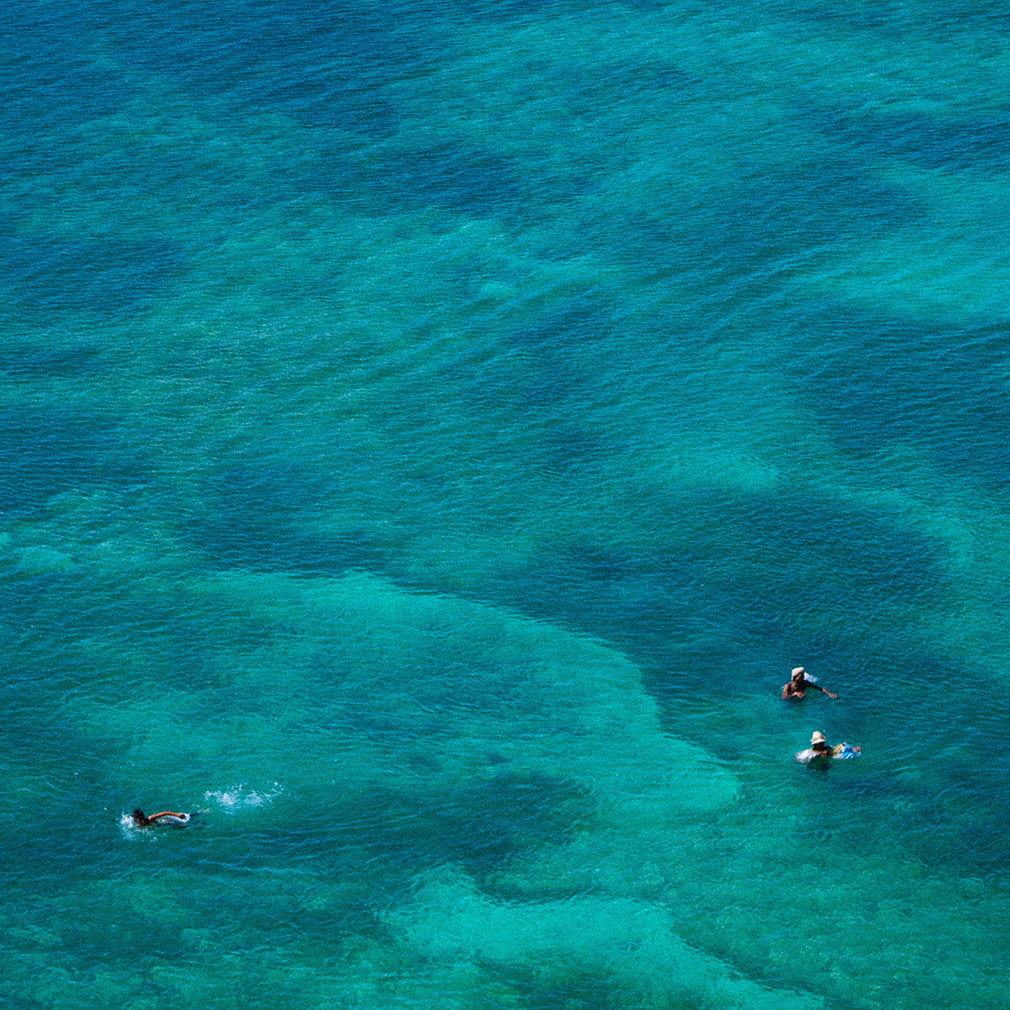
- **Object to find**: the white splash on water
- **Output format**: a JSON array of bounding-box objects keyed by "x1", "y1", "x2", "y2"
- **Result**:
[
  {"x1": 118, "y1": 811, "x2": 158, "y2": 841},
  {"x1": 203, "y1": 783, "x2": 282, "y2": 813}
]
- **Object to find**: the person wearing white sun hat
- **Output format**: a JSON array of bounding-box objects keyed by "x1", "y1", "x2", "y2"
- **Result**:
[
  {"x1": 781, "y1": 666, "x2": 838, "y2": 701},
  {"x1": 794, "y1": 730, "x2": 862, "y2": 765},
  {"x1": 794, "y1": 730, "x2": 834, "y2": 765}
]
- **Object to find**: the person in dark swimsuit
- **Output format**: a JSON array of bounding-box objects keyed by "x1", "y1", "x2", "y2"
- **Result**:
[
  {"x1": 781, "y1": 666, "x2": 838, "y2": 701},
  {"x1": 132, "y1": 808, "x2": 191, "y2": 827}
]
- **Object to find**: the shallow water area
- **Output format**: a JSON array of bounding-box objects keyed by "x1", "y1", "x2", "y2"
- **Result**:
[{"x1": 3, "y1": 0, "x2": 1010, "y2": 1007}]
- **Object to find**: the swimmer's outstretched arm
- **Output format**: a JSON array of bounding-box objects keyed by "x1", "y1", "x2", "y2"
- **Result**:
[{"x1": 147, "y1": 810, "x2": 187, "y2": 821}]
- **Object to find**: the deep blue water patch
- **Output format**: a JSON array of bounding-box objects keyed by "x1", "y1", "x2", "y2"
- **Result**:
[
  {"x1": 769, "y1": 0, "x2": 912, "y2": 34},
  {"x1": 449, "y1": 296, "x2": 623, "y2": 474},
  {"x1": 619, "y1": 0, "x2": 709, "y2": 12},
  {"x1": 727, "y1": 490, "x2": 949, "y2": 613},
  {"x1": 806, "y1": 102, "x2": 1010, "y2": 172},
  {"x1": 499, "y1": 536, "x2": 729, "y2": 643},
  {"x1": 0, "y1": 570, "x2": 78, "y2": 642},
  {"x1": 780, "y1": 305, "x2": 1010, "y2": 495},
  {"x1": 323, "y1": 773, "x2": 591, "y2": 885},
  {"x1": 0, "y1": 339, "x2": 103, "y2": 379},
  {"x1": 932, "y1": 0, "x2": 1010, "y2": 31},
  {"x1": 0, "y1": 226, "x2": 185, "y2": 319},
  {"x1": 0, "y1": 408, "x2": 153, "y2": 512},
  {"x1": 558, "y1": 57, "x2": 703, "y2": 130},
  {"x1": 533, "y1": 425, "x2": 609, "y2": 475},
  {"x1": 397, "y1": 147, "x2": 571, "y2": 217},
  {"x1": 249, "y1": 73, "x2": 400, "y2": 135},
  {"x1": 589, "y1": 57, "x2": 701, "y2": 98},
  {"x1": 484, "y1": 961, "x2": 621, "y2": 1010},
  {"x1": 188, "y1": 774, "x2": 594, "y2": 918},
  {"x1": 899, "y1": 748, "x2": 1010, "y2": 877},
  {"x1": 722, "y1": 158, "x2": 923, "y2": 244},
  {"x1": 187, "y1": 519, "x2": 387, "y2": 576},
  {"x1": 595, "y1": 157, "x2": 922, "y2": 299},
  {"x1": 6, "y1": 801, "x2": 122, "y2": 891},
  {"x1": 511, "y1": 294, "x2": 617, "y2": 354},
  {"x1": 500, "y1": 294, "x2": 650, "y2": 419},
  {"x1": 0, "y1": 718, "x2": 132, "y2": 890},
  {"x1": 480, "y1": 486, "x2": 949, "y2": 689},
  {"x1": 451, "y1": 0, "x2": 607, "y2": 21},
  {"x1": 779, "y1": 0, "x2": 1010, "y2": 37},
  {"x1": 307, "y1": 140, "x2": 587, "y2": 222},
  {"x1": 319, "y1": 146, "x2": 524, "y2": 216},
  {"x1": 479, "y1": 527, "x2": 758, "y2": 685},
  {"x1": 182, "y1": 461, "x2": 388, "y2": 575},
  {"x1": 670, "y1": 0, "x2": 1005, "y2": 38},
  {"x1": 98, "y1": 0, "x2": 446, "y2": 133},
  {"x1": 0, "y1": 569, "x2": 237, "y2": 693},
  {"x1": 436, "y1": 772, "x2": 593, "y2": 879},
  {"x1": 0, "y1": 6, "x2": 128, "y2": 139}
]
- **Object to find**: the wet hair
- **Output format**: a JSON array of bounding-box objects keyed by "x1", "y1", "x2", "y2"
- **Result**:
[{"x1": 132, "y1": 808, "x2": 149, "y2": 825}]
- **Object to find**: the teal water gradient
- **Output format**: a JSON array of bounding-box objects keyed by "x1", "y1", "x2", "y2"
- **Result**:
[{"x1": 3, "y1": 2, "x2": 1009, "y2": 1008}]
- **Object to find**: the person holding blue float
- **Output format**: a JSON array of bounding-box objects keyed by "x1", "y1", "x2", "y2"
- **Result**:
[{"x1": 794, "y1": 730, "x2": 862, "y2": 765}]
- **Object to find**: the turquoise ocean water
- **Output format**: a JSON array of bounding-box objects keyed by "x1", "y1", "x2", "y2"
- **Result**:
[{"x1": 3, "y1": 1, "x2": 1009, "y2": 1006}]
